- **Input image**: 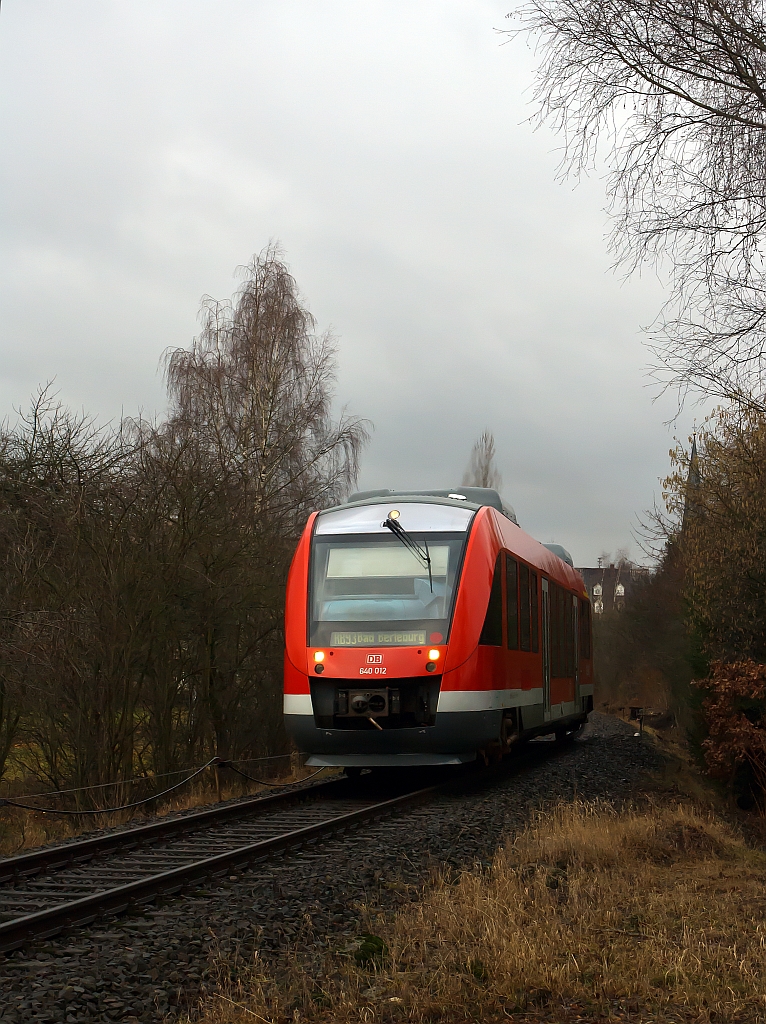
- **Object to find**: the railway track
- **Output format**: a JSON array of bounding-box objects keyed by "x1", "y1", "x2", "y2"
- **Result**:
[{"x1": 0, "y1": 772, "x2": 447, "y2": 955}]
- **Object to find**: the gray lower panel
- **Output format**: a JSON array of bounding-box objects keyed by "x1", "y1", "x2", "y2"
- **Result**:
[
  {"x1": 285, "y1": 709, "x2": 503, "y2": 766},
  {"x1": 306, "y1": 753, "x2": 470, "y2": 767},
  {"x1": 521, "y1": 704, "x2": 545, "y2": 729}
]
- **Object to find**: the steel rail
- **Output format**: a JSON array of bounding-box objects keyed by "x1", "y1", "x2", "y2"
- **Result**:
[
  {"x1": 0, "y1": 774, "x2": 346, "y2": 884},
  {"x1": 0, "y1": 782, "x2": 441, "y2": 954}
]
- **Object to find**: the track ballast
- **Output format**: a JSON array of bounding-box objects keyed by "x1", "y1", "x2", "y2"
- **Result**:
[{"x1": 0, "y1": 774, "x2": 441, "y2": 953}]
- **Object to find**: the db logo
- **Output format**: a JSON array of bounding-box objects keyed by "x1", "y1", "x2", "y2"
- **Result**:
[{"x1": 366, "y1": 654, "x2": 383, "y2": 664}]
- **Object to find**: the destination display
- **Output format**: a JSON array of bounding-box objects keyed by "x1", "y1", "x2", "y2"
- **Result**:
[
  {"x1": 330, "y1": 630, "x2": 427, "y2": 647},
  {"x1": 326, "y1": 545, "x2": 449, "y2": 578}
]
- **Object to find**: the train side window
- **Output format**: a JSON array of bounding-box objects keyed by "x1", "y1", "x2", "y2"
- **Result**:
[
  {"x1": 580, "y1": 598, "x2": 591, "y2": 659},
  {"x1": 568, "y1": 595, "x2": 576, "y2": 676},
  {"x1": 561, "y1": 587, "x2": 569, "y2": 676},
  {"x1": 551, "y1": 582, "x2": 563, "y2": 677},
  {"x1": 549, "y1": 583, "x2": 555, "y2": 676},
  {"x1": 549, "y1": 583, "x2": 557, "y2": 676},
  {"x1": 519, "y1": 562, "x2": 531, "y2": 651},
  {"x1": 505, "y1": 555, "x2": 518, "y2": 649},
  {"x1": 479, "y1": 554, "x2": 503, "y2": 647},
  {"x1": 531, "y1": 572, "x2": 539, "y2": 652}
]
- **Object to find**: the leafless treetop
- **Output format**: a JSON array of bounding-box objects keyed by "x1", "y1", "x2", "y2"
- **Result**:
[
  {"x1": 163, "y1": 243, "x2": 369, "y2": 531},
  {"x1": 508, "y1": 0, "x2": 766, "y2": 407},
  {"x1": 462, "y1": 430, "x2": 503, "y2": 490}
]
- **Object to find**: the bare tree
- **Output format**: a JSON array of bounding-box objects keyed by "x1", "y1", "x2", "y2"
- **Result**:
[
  {"x1": 508, "y1": 0, "x2": 766, "y2": 407},
  {"x1": 163, "y1": 243, "x2": 367, "y2": 530},
  {"x1": 0, "y1": 248, "x2": 369, "y2": 799},
  {"x1": 155, "y1": 244, "x2": 369, "y2": 760},
  {"x1": 462, "y1": 430, "x2": 503, "y2": 490},
  {"x1": 0, "y1": 388, "x2": 149, "y2": 798}
]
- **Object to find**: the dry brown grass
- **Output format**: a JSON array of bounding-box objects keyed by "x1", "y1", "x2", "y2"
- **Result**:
[{"x1": 187, "y1": 800, "x2": 766, "y2": 1024}]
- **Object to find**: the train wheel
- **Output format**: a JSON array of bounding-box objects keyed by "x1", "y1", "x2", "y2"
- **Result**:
[
  {"x1": 488, "y1": 743, "x2": 503, "y2": 766},
  {"x1": 555, "y1": 727, "x2": 577, "y2": 744},
  {"x1": 479, "y1": 742, "x2": 503, "y2": 767},
  {"x1": 500, "y1": 712, "x2": 520, "y2": 755}
]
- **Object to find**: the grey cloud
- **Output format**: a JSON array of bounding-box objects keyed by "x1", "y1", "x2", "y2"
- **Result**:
[{"x1": 0, "y1": 0, "x2": 695, "y2": 564}]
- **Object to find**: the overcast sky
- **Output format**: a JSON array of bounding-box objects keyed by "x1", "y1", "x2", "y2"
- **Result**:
[{"x1": 0, "y1": 1, "x2": 696, "y2": 565}]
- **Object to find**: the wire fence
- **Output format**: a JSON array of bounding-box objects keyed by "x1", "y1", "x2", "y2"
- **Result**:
[
  {"x1": 224, "y1": 762, "x2": 324, "y2": 787},
  {"x1": 0, "y1": 753, "x2": 321, "y2": 817},
  {"x1": 1, "y1": 752, "x2": 294, "y2": 802}
]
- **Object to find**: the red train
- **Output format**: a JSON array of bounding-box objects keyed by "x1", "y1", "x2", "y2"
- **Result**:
[{"x1": 283, "y1": 488, "x2": 593, "y2": 768}]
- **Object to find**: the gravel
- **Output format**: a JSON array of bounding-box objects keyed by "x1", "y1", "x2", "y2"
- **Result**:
[{"x1": 0, "y1": 714, "x2": 663, "y2": 1023}]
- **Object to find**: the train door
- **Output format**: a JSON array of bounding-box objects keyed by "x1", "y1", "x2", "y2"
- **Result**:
[
  {"x1": 541, "y1": 578, "x2": 551, "y2": 719},
  {"x1": 573, "y1": 594, "x2": 580, "y2": 708}
]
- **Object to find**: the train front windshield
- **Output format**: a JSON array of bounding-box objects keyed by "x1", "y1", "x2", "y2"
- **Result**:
[{"x1": 309, "y1": 532, "x2": 467, "y2": 647}]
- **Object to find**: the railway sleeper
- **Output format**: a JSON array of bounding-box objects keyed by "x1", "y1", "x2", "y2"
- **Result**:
[{"x1": 0, "y1": 780, "x2": 445, "y2": 952}]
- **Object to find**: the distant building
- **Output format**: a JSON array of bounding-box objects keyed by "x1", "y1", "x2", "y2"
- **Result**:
[{"x1": 576, "y1": 562, "x2": 651, "y2": 614}]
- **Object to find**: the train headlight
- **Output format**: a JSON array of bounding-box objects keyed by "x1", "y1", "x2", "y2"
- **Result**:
[
  {"x1": 428, "y1": 649, "x2": 440, "y2": 661},
  {"x1": 314, "y1": 651, "x2": 325, "y2": 662}
]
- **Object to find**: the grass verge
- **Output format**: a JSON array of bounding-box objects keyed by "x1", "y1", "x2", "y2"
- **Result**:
[{"x1": 188, "y1": 799, "x2": 766, "y2": 1023}]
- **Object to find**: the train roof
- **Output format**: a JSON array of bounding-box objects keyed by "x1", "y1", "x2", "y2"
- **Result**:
[
  {"x1": 331, "y1": 489, "x2": 580, "y2": 587},
  {"x1": 312, "y1": 492, "x2": 584, "y2": 594},
  {"x1": 346, "y1": 487, "x2": 518, "y2": 525},
  {"x1": 542, "y1": 543, "x2": 574, "y2": 568}
]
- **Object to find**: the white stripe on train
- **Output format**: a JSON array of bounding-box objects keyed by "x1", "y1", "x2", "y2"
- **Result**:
[{"x1": 285, "y1": 684, "x2": 593, "y2": 717}]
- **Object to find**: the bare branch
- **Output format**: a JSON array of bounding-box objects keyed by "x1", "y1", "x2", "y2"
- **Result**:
[{"x1": 508, "y1": 0, "x2": 766, "y2": 404}]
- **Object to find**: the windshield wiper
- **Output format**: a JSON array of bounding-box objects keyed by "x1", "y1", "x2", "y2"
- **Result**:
[{"x1": 383, "y1": 515, "x2": 433, "y2": 593}]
